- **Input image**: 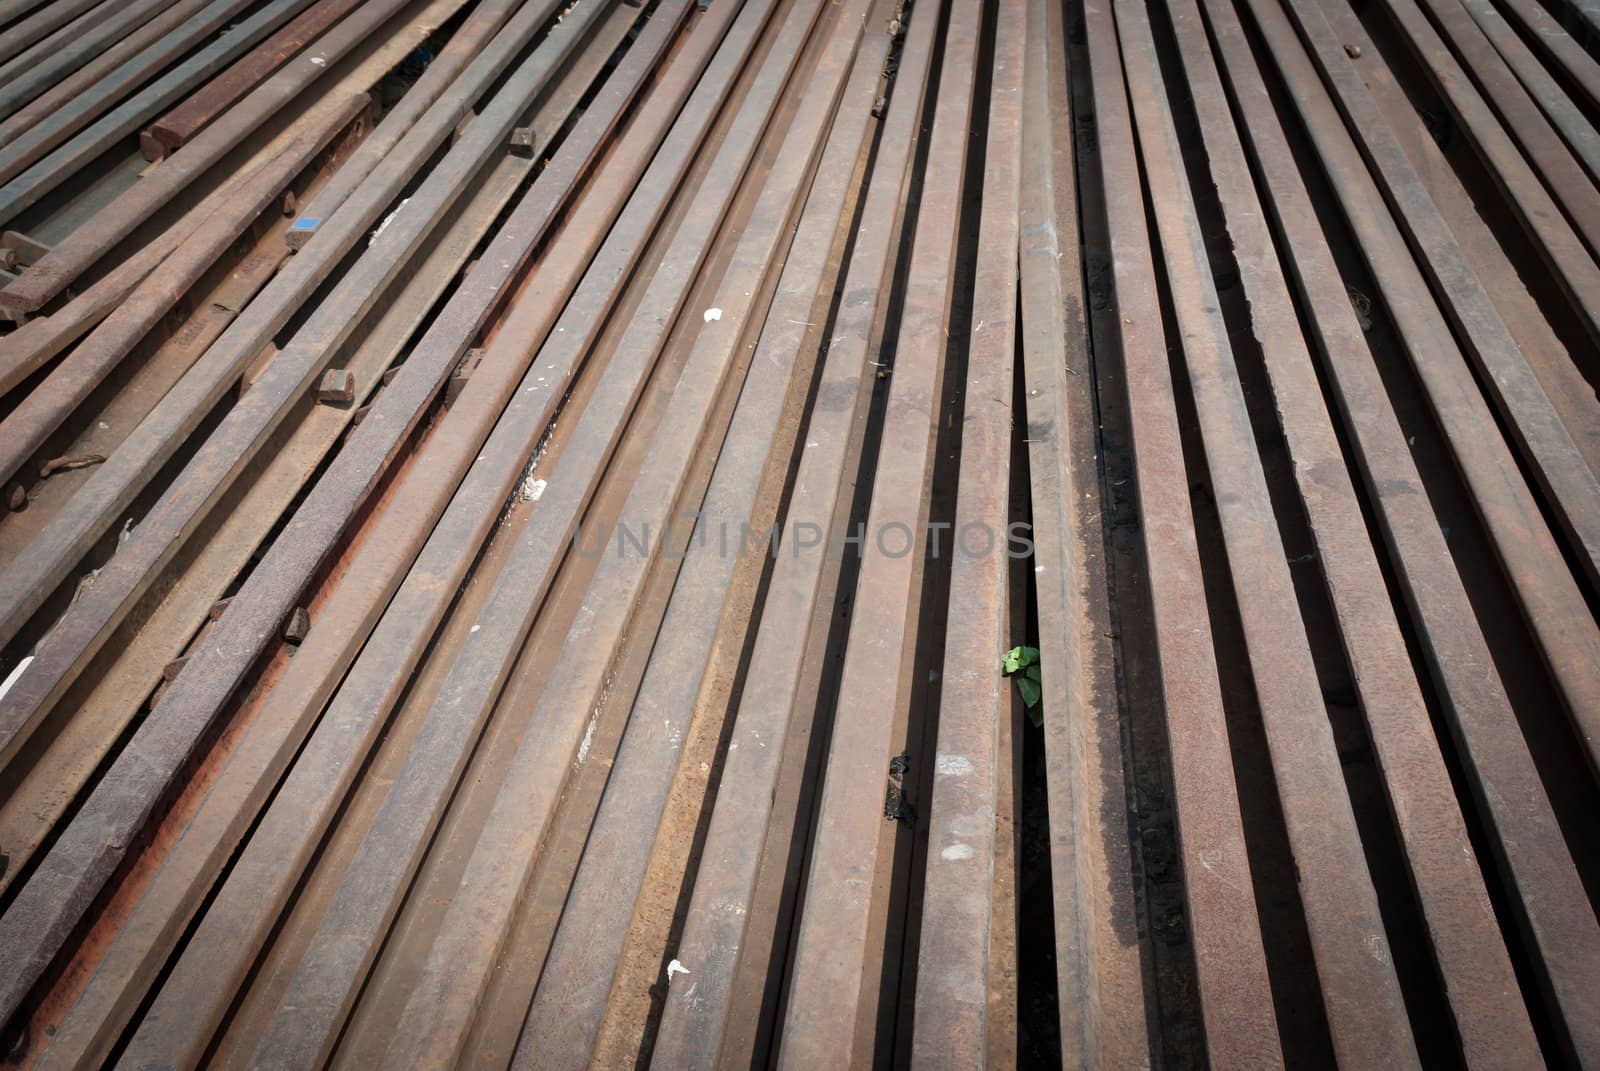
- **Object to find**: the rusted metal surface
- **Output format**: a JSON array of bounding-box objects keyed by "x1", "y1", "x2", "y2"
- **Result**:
[
  {"x1": 283, "y1": 0, "x2": 525, "y2": 250},
  {"x1": 241, "y1": 3, "x2": 829, "y2": 1063},
  {"x1": 0, "y1": 0, "x2": 611, "y2": 1032},
  {"x1": 0, "y1": 0, "x2": 101, "y2": 67},
  {"x1": 62, "y1": 12, "x2": 737, "y2": 1067},
  {"x1": 2, "y1": 0, "x2": 1600, "y2": 1062},
  {"x1": 1082, "y1": 0, "x2": 1283, "y2": 1061},
  {"x1": 1014, "y1": 0, "x2": 1148, "y2": 1060},
  {"x1": 0, "y1": 0, "x2": 581, "y2": 765},
  {"x1": 0, "y1": 0, "x2": 271, "y2": 172},
  {"x1": 517, "y1": 9, "x2": 889, "y2": 1064},
  {"x1": 1253, "y1": 0, "x2": 1600, "y2": 775},
  {"x1": 1496, "y1": 0, "x2": 1600, "y2": 111},
  {"x1": 1210, "y1": 0, "x2": 1600, "y2": 1058},
  {"x1": 0, "y1": 0, "x2": 170, "y2": 120},
  {"x1": 0, "y1": 0, "x2": 438, "y2": 314},
  {"x1": 1117, "y1": 0, "x2": 1417, "y2": 1062},
  {"x1": 0, "y1": 0, "x2": 323, "y2": 222},
  {"x1": 1387, "y1": 0, "x2": 1600, "y2": 255},
  {"x1": 1165, "y1": 0, "x2": 1538, "y2": 1060},
  {"x1": 0, "y1": 95, "x2": 366, "y2": 487},
  {"x1": 140, "y1": 0, "x2": 368, "y2": 161},
  {"x1": 1284, "y1": 0, "x2": 1600, "y2": 603},
  {"x1": 908, "y1": 0, "x2": 1022, "y2": 1065},
  {"x1": 379, "y1": 11, "x2": 879, "y2": 1061},
  {"x1": 650, "y1": 3, "x2": 940, "y2": 1063},
  {"x1": 770, "y1": 3, "x2": 980, "y2": 1065}
]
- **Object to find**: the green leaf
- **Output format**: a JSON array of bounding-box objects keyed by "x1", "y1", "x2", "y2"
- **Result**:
[
  {"x1": 1001, "y1": 645, "x2": 1039, "y2": 675},
  {"x1": 1016, "y1": 675, "x2": 1041, "y2": 708},
  {"x1": 1025, "y1": 665, "x2": 1041, "y2": 683}
]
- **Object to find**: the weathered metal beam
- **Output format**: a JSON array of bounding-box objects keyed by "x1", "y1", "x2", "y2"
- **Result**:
[
  {"x1": 647, "y1": 3, "x2": 940, "y2": 1065},
  {"x1": 1164, "y1": 0, "x2": 1539, "y2": 1059},
  {"x1": 909, "y1": 0, "x2": 1023, "y2": 1063},
  {"x1": 88, "y1": 4, "x2": 752, "y2": 1065},
  {"x1": 1209, "y1": 0, "x2": 1600, "y2": 1056},
  {"x1": 0, "y1": 0, "x2": 321, "y2": 217},
  {"x1": 0, "y1": 0, "x2": 445, "y2": 313},
  {"x1": 139, "y1": 0, "x2": 369, "y2": 161},
  {"x1": 0, "y1": 0, "x2": 575, "y2": 763},
  {"x1": 0, "y1": 0, "x2": 608, "y2": 1033},
  {"x1": 1013, "y1": 0, "x2": 1148, "y2": 1059},
  {"x1": 388, "y1": 7, "x2": 882, "y2": 1062},
  {"x1": 1080, "y1": 0, "x2": 1282, "y2": 1059},
  {"x1": 281, "y1": 0, "x2": 529, "y2": 252},
  {"x1": 772, "y1": 2, "x2": 980, "y2": 1064},
  {"x1": 0, "y1": 0, "x2": 170, "y2": 120},
  {"x1": 0, "y1": 95, "x2": 367, "y2": 488},
  {"x1": 1254, "y1": 0, "x2": 1600, "y2": 794},
  {"x1": 241, "y1": 1, "x2": 827, "y2": 1063},
  {"x1": 0, "y1": 0, "x2": 230, "y2": 150},
  {"x1": 515, "y1": 8, "x2": 888, "y2": 1065}
]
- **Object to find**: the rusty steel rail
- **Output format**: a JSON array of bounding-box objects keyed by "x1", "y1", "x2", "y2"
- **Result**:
[
  {"x1": 1164, "y1": 0, "x2": 1539, "y2": 1060},
  {"x1": 0, "y1": 0, "x2": 171, "y2": 120},
  {"x1": 382, "y1": 9, "x2": 881, "y2": 1061},
  {"x1": 1082, "y1": 0, "x2": 1284, "y2": 1060},
  {"x1": 0, "y1": 0, "x2": 279, "y2": 187},
  {"x1": 139, "y1": 0, "x2": 370, "y2": 161},
  {"x1": 0, "y1": 0, "x2": 244, "y2": 155},
  {"x1": 0, "y1": 0, "x2": 613, "y2": 1031},
  {"x1": 0, "y1": 0, "x2": 322, "y2": 220},
  {"x1": 909, "y1": 0, "x2": 1023, "y2": 1064},
  {"x1": 237, "y1": 1, "x2": 828, "y2": 1062},
  {"x1": 1454, "y1": 0, "x2": 1600, "y2": 185},
  {"x1": 1117, "y1": 0, "x2": 1418, "y2": 1061},
  {"x1": 1374, "y1": 0, "x2": 1600, "y2": 331},
  {"x1": 1, "y1": 0, "x2": 1599, "y2": 1062},
  {"x1": 770, "y1": 3, "x2": 982, "y2": 1064},
  {"x1": 1497, "y1": 0, "x2": 1600, "y2": 112},
  {"x1": 282, "y1": 0, "x2": 526, "y2": 249},
  {"x1": 0, "y1": 0, "x2": 455, "y2": 315},
  {"x1": 1014, "y1": 0, "x2": 1148, "y2": 1060},
  {"x1": 0, "y1": 0, "x2": 101, "y2": 68},
  {"x1": 649, "y1": 2, "x2": 941, "y2": 1063},
  {"x1": 86, "y1": 6, "x2": 765, "y2": 1067},
  {"x1": 1209, "y1": 0, "x2": 1600, "y2": 1057},
  {"x1": 1247, "y1": 0, "x2": 1600, "y2": 774},
  {"x1": 0, "y1": 0, "x2": 582, "y2": 766},
  {"x1": 16, "y1": 9, "x2": 710, "y2": 1068},
  {"x1": 0, "y1": 96, "x2": 368, "y2": 488},
  {"x1": 1281, "y1": 0, "x2": 1600, "y2": 603},
  {"x1": 516, "y1": 9, "x2": 890, "y2": 1065}
]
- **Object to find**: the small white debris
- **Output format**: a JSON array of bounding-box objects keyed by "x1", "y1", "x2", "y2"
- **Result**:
[
  {"x1": 521, "y1": 477, "x2": 547, "y2": 503},
  {"x1": 371, "y1": 198, "x2": 409, "y2": 244},
  {"x1": 310, "y1": 55, "x2": 326, "y2": 66},
  {"x1": 0, "y1": 656, "x2": 34, "y2": 702},
  {"x1": 471, "y1": 624, "x2": 480, "y2": 633},
  {"x1": 941, "y1": 843, "x2": 974, "y2": 861},
  {"x1": 576, "y1": 714, "x2": 598, "y2": 765},
  {"x1": 936, "y1": 753, "x2": 973, "y2": 776},
  {"x1": 666, "y1": 959, "x2": 691, "y2": 982},
  {"x1": 703, "y1": 307, "x2": 722, "y2": 323}
]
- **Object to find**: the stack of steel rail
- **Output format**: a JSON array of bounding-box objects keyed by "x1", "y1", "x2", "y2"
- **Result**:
[{"x1": 0, "y1": 0, "x2": 1597, "y2": 1063}]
